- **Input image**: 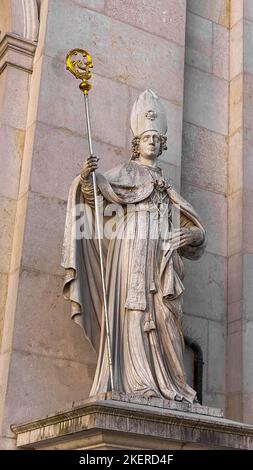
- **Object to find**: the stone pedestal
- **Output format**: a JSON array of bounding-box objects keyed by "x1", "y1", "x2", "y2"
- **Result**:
[{"x1": 11, "y1": 393, "x2": 253, "y2": 450}]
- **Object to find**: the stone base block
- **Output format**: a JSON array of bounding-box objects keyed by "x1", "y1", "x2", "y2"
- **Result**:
[{"x1": 11, "y1": 393, "x2": 253, "y2": 450}]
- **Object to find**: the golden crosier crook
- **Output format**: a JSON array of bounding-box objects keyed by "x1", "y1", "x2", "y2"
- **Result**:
[{"x1": 66, "y1": 48, "x2": 93, "y2": 94}]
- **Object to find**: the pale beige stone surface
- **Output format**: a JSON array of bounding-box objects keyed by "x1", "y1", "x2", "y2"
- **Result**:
[
  {"x1": 18, "y1": 123, "x2": 36, "y2": 198},
  {"x1": 244, "y1": 0, "x2": 253, "y2": 21},
  {"x1": 230, "y1": 20, "x2": 243, "y2": 79},
  {"x1": 0, "y1": 196, "x2": 16, "y2": 273},
  {"x1": 182, "y1": 122, "x2": 227, "y2": 194},
  {"x1": 204, "y1": 392, "x2": 225, "y2": 410},
  {"x1": 0, "y1": 270, "x2": 20, "y2": 354},
  {"x1": 25, "y1": 54, "x2": 43, "y2": 129},
  {"x1": 228, "y1": 254, "x2": 243, "y2": 304},
  {"x1": 243, "y1": 255, "x2": 253, "y2": 320},
  {"x1": 0, "y1": 0, "x2": 10, "y2": 36},
  {"x1": 0, "y1": 351, "x2": 11, "y2": 426},
  {"x1": 229, "y1": 74, "x2": 243, "y2": 136},
  {"x1": 243, "y1": 190, "x2": 253, "y2": 253},
  {"x1": 10, "y1": 194, "x2": 28, "y2": 273},
  {"x1": 0, "y1": 125, "x2": 25, "y2": 200},
  {"x1": 0, "y1": 274, "x2": 8, "y2": 347},
  {"x1": 227, "y1": 331, "x2": 242, "y2": 392},
  {"x1": 228, "y1": 320, "x2": 241, "y2": 335},
  {"x1": 21, "y1": 193, "x2": 66, "y2": 276},
  {"x1": 244, "y1": 128, "x2": 253, "y2": 191},
  {"x1": 187, "y1": 0, "x2": 230, "y2": 27},
  {"x1": 242, "y1": 393, "x2": 253, "y2": 424},
  {"x1": 182, "y1": 183, "x2": 227, "y2": 256},
  {"x1": 73, "y1": 0, "x2": 105, "y2": 12},
  {"x1": 207, "y1": 321, "x2": 225, "y2": 394},
  {"x1": 79, "y1": 139, "x2": 127, "y2": 175},
  {"x1": 183, "y1": 253, "x2": 227, "y2": 322},
  {"x1": 185, "y1": 12, "x2": 212, "y2": 73},
  {"x1": 3, "y1": 0, "x2": 39, "y2": 41},
  {"x1": 228, "y1": 300, "x2": 243, "y2": 323},
  {"x1": 230, "y1": 0, "x2": 243, "y2": 27},
  {"x1": 158, "y1": 102, "x2": 183, "y2": 166},
  {"x1": 35, "y1": 56, "x2": 130, "y2": 147},
  {"x1": 0, "y1": 33, "x2": 37, "y2": 75},
  {"x1": 229, "y1": 129, "x2": 243, "y2": 194},
  {"x1": 44, "y1": 2, "x2": 185, "y2": 104},
  {"x1": 244, "y1": 21, "x2": 253, "y2": 75},
  {"x1": 213, "y1": 23, "x2": 229, "y2": 80},
  {"x1": 1, "y1": 350, "x2": 93, "y2": 436},
  {"x1": 244, "y1": 74, "x2": 253, "y2": 130},
  {"x1": 29, "y1": 123, "x2": 127, "y2": 201},
  {"x1": 0, "y1": 436, "x2": 16, "y2": 450},
  {"x1": 158, "y1": 161, "x2": 181, "y2": 192},
  {"x1": 12, "y1": 268, "x2": 97, "y2": 365},
  {"x1": 228, "y1": 190, "x2": 242, "y2": 256},
  {"x1": 184, "y1": 65, "x2": 228, "y2": 135},
  {"x1": 226, "y1": 392, "x2": 243, "y2": 422},
  {"x1": 0, "y1": 67, "x2": 29, "y2": 130},
  {"x1": 42, "y1": 433, "x2": 183, "y2": 450},
  {"x1": 31, "y1": 54, "x2": 85, "y2": 136},
  {"x1": 105, "y1": 0, "x2": 186, "y2": 46},
  {"x1": 89, "y1": 74, "x2": 129, "y2": 148},
  {"x1": 32, "y1": 6, "x2": 47, "y2": 68}
]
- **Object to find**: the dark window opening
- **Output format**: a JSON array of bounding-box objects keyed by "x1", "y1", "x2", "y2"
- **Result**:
[{"x1": 184, "y1": 336, "x2": 204, "y2": 404}]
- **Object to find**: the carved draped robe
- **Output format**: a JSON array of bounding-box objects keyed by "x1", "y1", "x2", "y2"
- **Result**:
[{"x1": 62, "y1": 160, "x2": 206, "y2": 403}]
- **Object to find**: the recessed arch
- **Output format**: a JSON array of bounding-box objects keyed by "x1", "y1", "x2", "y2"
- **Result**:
[{"x1": 0, "y1": 0, "x2": 39, "y2": 42}]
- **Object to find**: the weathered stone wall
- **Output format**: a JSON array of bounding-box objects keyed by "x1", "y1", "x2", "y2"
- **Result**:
[{"x1": 182, "y1": 0, "x2": 229, "y2": 411}]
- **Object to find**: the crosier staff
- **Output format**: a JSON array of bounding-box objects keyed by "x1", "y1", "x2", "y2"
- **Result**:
[{"x1": 66, "y1": 49, "x2": 114, "y2": 392}]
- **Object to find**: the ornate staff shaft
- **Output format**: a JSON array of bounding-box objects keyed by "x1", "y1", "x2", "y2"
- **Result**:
[{"x1": 66, "y1": 49, "x2": 114, "y2": 392}]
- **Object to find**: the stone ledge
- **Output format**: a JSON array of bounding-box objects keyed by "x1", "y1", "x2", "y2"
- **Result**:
[
  {"x1": 0, "y1": 33, "x2": 37, "y2": 75},
  {"x1": 11, "y1": 393, "x2": 253, "y2": 450},
  {"x1": 74, "y1": 391, "x2": 224, "y2": 418}
]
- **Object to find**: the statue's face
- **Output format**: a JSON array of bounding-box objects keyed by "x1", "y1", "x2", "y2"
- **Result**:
[{"x1": 139, "y1": 131, "x2": 160, "y2": 161}]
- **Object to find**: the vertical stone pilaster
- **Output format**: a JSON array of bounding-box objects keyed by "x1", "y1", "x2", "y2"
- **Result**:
[
  {"x1": 227, "y1": 0, "x2": 253, "y2": 424},
  {"x1": 0, "y1": 0, "x2": 40, "y2": 448},
  {"x1": 182, "y1": 0, "x2": 229, "y2": 410},
  {"x1": 227, "y1": 0, "x2": 244, "y2": 422}
]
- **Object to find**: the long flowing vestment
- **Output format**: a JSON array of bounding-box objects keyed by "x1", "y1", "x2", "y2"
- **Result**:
[{"x1": 62, "y1": 160, "x2": 206, "y2": 403}]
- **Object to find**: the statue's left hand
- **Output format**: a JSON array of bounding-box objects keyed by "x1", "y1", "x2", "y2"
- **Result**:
[{"x1": 168, "y1": 227, "x2": 203, "y2": 250}]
